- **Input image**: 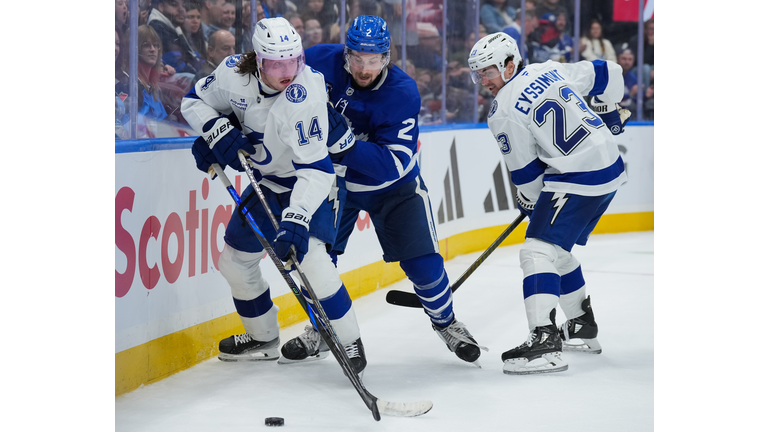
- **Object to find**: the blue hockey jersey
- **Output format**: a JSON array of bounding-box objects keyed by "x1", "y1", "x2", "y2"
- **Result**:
[{"x1": 305, "y1": 44, "x2": 421, "y2": 195}]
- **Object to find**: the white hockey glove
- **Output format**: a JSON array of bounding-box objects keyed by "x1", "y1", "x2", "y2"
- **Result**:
[
  {"x1": 516, "y1": 190, "x2": 536, "y2": 218},
  {"x1": 590, "y1": 96, "x2": 631, "y2": 135}
]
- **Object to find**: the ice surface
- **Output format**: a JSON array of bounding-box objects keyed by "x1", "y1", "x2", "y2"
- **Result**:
[{"x1": 115, "y1": 232, "x2": 654, "y2": 431}]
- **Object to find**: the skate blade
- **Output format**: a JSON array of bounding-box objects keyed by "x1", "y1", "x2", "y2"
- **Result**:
[
  {"x1": 562, "y1": 338, "x2": 602, "y2": 354},
  {"x1": 218, "y1": 348, "x2": 280, "y2": 362},
  {"x1": 502, "y1": 352, "x2": 568, "y2": 375},
  {"x1": 277, "y1": 350, "x2": 330, "y2": 365}
]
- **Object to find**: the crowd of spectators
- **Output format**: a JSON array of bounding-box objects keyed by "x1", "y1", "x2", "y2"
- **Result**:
[{"x1": 116, "y1": 0, "x2": 654, "y2": 139}]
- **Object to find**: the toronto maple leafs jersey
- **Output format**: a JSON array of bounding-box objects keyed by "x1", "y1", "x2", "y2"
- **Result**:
[
  {"x1": 181, "y1": 54, "x2": 335, "y2": 219},
  {"x1": 487, "y1": 59, "x2": 628, "y2": 201},
  {"x1": 305, "y1": 44, "x2": 421, "y2": 196}
]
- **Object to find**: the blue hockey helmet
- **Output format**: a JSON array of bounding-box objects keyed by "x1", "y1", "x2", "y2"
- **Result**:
[{"x1": 346, "y1": 15, "x2": 390, "y2": 54}]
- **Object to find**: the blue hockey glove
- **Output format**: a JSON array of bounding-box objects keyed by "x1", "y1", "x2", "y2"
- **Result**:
[
  {"x1": 274, "y1": 207, "x2": 311, "y2": 263},
  {"x1": 325, "y1": 103, "x2": 356, "y2": 163},
  {"x1": 591, "y1": 96, "x2": 630, "y2": 135},
  {"x1": 201, "y1": 116, "x2": 256, "y2": 171},
  {"x1": 516, "y1": 190, "x2": 535, "y2": 218},
  {"x1": 191, "y1": 136, "x2": 219, "y2": 175}
]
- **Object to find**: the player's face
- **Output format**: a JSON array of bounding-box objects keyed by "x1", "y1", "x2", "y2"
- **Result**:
[
  {"x1": 260, "y1": 56, "x2": 305, "y2": 91},
  {"x1": 475, "y1": 65, "x2": 505, "y2": 97},
  {"x1": 347, "y1": 51, "x2": 387, "y2": 88}
]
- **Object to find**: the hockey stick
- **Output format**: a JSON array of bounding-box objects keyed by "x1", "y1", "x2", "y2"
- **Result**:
[
  {"x1": 385, "y1": 213, "x2": 527, "y2": 308},
  {"x1": 209, "y1": 164, "x2": 311, "y2": 316},
  {"x1": 227, "y1": 157, "x2": 433, "y2": 420}
]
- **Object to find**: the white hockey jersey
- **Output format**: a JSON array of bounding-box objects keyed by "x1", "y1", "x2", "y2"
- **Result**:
[
  {"x1": 487, "y1": 60, "x2": 628, "y2": 202},
  {"x1": 181, "y1": 55, "x2": 335, "y2": 218}
]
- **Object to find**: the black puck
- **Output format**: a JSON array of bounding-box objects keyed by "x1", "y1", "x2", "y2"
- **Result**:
[{"x1": 265, "y1": 417, "x2": 284, "y2": 427}]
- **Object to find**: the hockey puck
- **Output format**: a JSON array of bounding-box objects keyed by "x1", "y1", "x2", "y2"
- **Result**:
[{"x1": 265, "y1": 417, "x2": 284, "y2": 427}]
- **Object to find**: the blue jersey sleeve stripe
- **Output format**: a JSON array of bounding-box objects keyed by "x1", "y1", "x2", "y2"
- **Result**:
[
  {"x1": 543, "y1": 156, "x2": 624, "y2": 186},
  {"x1": 292, "y1": 157, "x2": 335, "y2": 175},
  {"x1": 510, "y1": 158, "x2": 548, "y2": 185},
  {"x1": 184, "y1": 86, "x2": 201, "y2": 100},
  {"x1": 588, "y1": 60, "x2": 609, "y2": 96}
]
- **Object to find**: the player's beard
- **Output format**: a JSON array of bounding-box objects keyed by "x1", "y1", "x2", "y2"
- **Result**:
[{"x1": 353, "y1": 70, "x2": 378, "y2": 88}]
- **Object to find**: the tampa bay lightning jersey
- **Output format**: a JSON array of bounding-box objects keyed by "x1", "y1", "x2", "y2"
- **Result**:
[
  {"x1": 181, "y1": 54, "x2": 335, "y2": 219},
  {"x1": 487, "y1": 60, "x2": 628, "y2": 201},
  {"x1": 305, "y1": 44, "x2": 421, "y2": 195}
]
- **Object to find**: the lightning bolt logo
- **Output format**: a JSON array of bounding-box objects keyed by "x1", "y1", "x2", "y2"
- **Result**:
[
  {"x1": 550, "y1": 193, "x2": 569, "y2": 225},
  {"x1": 328, "y1": 179, "x2": 340, "y2": 228}
]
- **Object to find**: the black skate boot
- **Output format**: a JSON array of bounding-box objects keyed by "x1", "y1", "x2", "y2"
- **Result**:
[
  {"x1": 559, "y1": 296, "x2": 602, "y2": 354},
  {"x1": 279, "y1": 325, "x2": 367, "y2": 375},
  {"x1": 433, "y1": 319, "x2": 487, "y2": 365},
  {"x1": 218, "y1": 333, "x2": 280, "y2": 361},
  {"x1": 501, "y1": 309, "x2": 568, "y2": 375}
]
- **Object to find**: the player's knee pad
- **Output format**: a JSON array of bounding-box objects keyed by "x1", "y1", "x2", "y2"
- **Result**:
[
  {"x1": 218, "y1": 244, "x2": 270, "y2": 300},
  {"x1": 519, "y1": 238, "x2": 559, "y2": 278},
  {"x1": 298, "y1": 238, "x2": 343, "y2": 299},
  {"x1": 400, "y1": 253, "x2": 445, "y2": 286}
]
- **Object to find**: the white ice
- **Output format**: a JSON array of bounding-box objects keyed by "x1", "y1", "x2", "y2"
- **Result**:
[{"x1": 115, "y1": 231, "x2": 653, "y2": 431}]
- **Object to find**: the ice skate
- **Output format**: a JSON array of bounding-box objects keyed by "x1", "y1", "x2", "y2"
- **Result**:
[
  {"x1": 502, "y1": 311, "x2": 568, "y2": 375},
  {"x1": 559, "y1": 296, "x2": 602, "y2": 354},
  {"x1": 433, "y1": 319, "x2": 488, "y2": 367},
  {"x1": 279, "y1": 325, "x2": 367, "y2": 375},
  {"x1": 218, "y1": 333, "x2": 280, "y2": 362}
]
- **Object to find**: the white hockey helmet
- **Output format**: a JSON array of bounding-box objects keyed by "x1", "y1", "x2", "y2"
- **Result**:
[
  {"x1": 252, "y1": 17, "x2": 305, "y2": 77},
  {"x1": 467, "y1": 32, "x2": 521, "y2": 84}
]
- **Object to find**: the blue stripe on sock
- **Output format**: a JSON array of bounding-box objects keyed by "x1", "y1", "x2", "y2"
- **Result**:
[
  {"x1": 233, "y1": 288, "x2": 274, "y2": 318},
  {"x1": 523, "y1": 273, "x2": 561, "y2": 299},
  {"x1": 301, "y1": 284, "x2": 352, "y2": 321},
  {"x1": 560, "y1": 266, "x2": 585, "y2": 295}
]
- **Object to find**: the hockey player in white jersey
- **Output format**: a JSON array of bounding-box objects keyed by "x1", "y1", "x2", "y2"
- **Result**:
[
  {"x1": 468, "y1": 33, "x2": 629, "y2": 375},
  {"x1": 180, "y1": 17, "x2": 365, "y2": 373}
]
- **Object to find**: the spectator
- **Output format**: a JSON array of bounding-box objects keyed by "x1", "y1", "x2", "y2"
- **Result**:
[
  {"x1": 139, "y1": 0, "x2": 152, "y2": 25},
  {"x1": 221, "y1": 1, "x2": 237, "y2": 33},
  {"x1": 502, "y1": 0, "x2": 538, "y2": 62},
  {"x1": 147, "y1": 0, "x2": 199, "y2": 74},
  {"x1": 297, "y1": 0, "x2": 338, "y2": 31},
  {"x1": 616, "y1": 45, "x2": 639, "y2": 119},
  {"x1": 480, "y1": 0, "x2": 516, "y2": 34},
  {"x1": 535, "y1": 0, "x2": 571, "y2": 33},
  {"x1": 184, "y1": 1, "x2": 208, "y2": 66},
  {"x1": 193, "y1": 29, "x2": 236, "y2": 82},
  {"x1": 450, "y1": 25, "x2": 487, "y2": 65},
  {"x1": 643, "y1": 76, "x2": 654, "y2": 120},
  {"x1": 284, "y1": 11, "x2": 304, "y2": 40},
  {"x1": 118, "y1": 25, "x2": 172, "y2": 137},
  {"x1": 554, "y1": 11, "x2": 573, "y2": 62},
  {"x1": 628, "y1": 18, "x2": 654, "y2": 89},
  {"x1": 116, "y1": 0, "x2": 129, "y2": 33},
  {"x1": 302, "y1": 18, "x2": 324, "y2": 48},
  {"x1": 115, "y1": 27, "x2": 129, "y2": 140},
  {"x1": 201, "y1": 0, "x2": 228, "y2": 40},
  {"x1": 410, "y1": 22, "x2": 443, "y2": 71},
  {"x1": 394, "y1": 58, "x2": 416, "y2": 80},
  {"x1": 239, "y1": 0, "x2": 255, "y2": 52},
  {"x1": 579, "y1": 18, "x2": 616, "y2": 63},
  {"x1": 261, "y1": 0, "x2": 294, "y2": 18}
]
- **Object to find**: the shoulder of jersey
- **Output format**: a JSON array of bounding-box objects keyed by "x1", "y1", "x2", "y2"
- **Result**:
[{"x1": 281, "y1": 69, "x2": 326, "y2": 106}]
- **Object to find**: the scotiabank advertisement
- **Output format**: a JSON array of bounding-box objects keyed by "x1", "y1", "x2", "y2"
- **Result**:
[{"x1": 115, "y1": 125, "x2": 653, "y2": 354}]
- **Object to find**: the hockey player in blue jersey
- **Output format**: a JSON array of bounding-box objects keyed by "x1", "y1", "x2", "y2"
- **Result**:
[
  {"x1": 304, "y1": 15, "x2": 485, "y2": 365},
  {"x1": 181, "y1": 17, "x2": 367, "y2": 373},
  {"x1": 467, "y1": 32, "x2": 629, "y2": 374}
]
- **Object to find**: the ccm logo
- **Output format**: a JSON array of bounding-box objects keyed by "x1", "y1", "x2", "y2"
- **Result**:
[{"x1": 285, "y1": 212, "x2": 310, "y2": 224}]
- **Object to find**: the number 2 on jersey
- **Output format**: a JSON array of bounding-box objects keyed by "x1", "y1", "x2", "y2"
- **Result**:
[{"x1": 533, "y1": 85, "x2": 604, "y2": 155}]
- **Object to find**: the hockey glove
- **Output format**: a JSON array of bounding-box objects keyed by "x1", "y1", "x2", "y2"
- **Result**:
[
  {"x1": 516, "y1": 190, "x2": 536, "y2": 218},
  {"x1": 202, "y1": 116, "x2": 256, "y2": 171},
  {"x1": 325, "y1": 103, "x2": 356, "y2": 163},
  {"x1": 274, "y1": 207, "x2": 311, "y2": 264},
  {"x1": 191, "y1": 136, "x2": 219, "y2": 175},
  {"x1": 591, "y1": 96, "x2": 630, "y2": 135}
]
